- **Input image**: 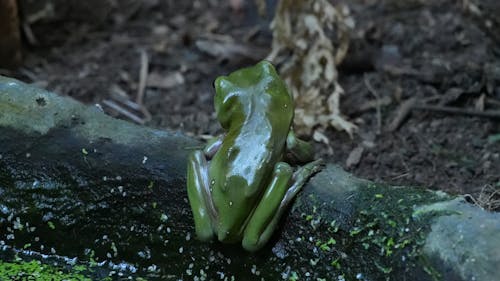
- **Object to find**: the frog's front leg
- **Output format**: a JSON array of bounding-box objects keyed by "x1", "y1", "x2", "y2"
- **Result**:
[
  {"x1": 203, "y1": 135, "x2": 224, "y2": 158},
  {"x1": 187, "y1": 150, "x2": 218, "y2": 241},
  {"x1": 242, "y1": 160, "x2": 323, "y2": 251},
  {"x1": 286, "y1": 130, "x2": 315, "y2": 163}
]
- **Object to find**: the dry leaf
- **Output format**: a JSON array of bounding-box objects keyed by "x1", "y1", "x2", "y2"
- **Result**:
[
  {"x1": 346, "y1": 146, "x2": 364, "y2": 168},
  {"x1": 196, "y1": 39, "x2": 266, "y2": 61},
  {"x1": 147, "y1": 71, "x2": 185, "y2": 89},
  {"x1": 267, "y1": 0, "x2": 357, "y2": 138}
]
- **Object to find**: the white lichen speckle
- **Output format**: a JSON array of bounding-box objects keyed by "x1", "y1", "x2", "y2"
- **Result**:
[
  {"x1": 161, "y1": 213, "x2": 169, "y2": 222},
  {"x1": 216, "y1": 271, "x2": 225, "y2": 279},
  {"x1": 147, "y1": 264, "x2": 157, "y2": 272},
  {"x1": 251, "y1": 264, "x2": 260, "y2": 276}
]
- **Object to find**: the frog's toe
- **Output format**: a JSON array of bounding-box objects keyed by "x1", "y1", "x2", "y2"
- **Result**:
[
  {"x1": 242, "y1": 235, "x2": 263, "y2": 252},
  {"x1": 196, "y1": 225, "x2": 214, "y2": 242}
]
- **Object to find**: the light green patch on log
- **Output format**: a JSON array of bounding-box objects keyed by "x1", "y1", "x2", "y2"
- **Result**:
[
  {"x1": 0, "y1": 76, "x2": 192, "y2": 148},
  {"x1": 348, "y1": 183, "x2": 448, "y2": 280},
  {"x1": 297, "y1": 165, "x2": 454, "y2": 280},
  {"x1": 0, "y1": 259, "x2": 94, "y2": 281},
  {"x1": 416, "y1": 198, "x2": 500, "y2": 281}
]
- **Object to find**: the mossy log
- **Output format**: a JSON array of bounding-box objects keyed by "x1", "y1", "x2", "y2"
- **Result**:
[{"x1": 0, "y1": 76, "x2": 499, "y2": 281}]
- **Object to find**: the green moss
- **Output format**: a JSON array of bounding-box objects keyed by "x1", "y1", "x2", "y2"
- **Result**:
[
  {"x1": 0, "y1": 260, "x2": 92, "y2": 281},
  {"x1": 342, "y1": 183, "x2": 450, "y2": 279},
  {"x1": 297, "y1": 181, "x2": 452, "y2": 281}
]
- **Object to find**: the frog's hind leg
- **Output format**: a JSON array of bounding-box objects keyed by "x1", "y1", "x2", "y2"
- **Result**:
[
  {"x1": 242, "y1": 162, "x2": 293, "y2": 251},
  {"x1": 242, "y1": 160, "x2": 323, "y2": 251},
  {"x1": 280, "y1": 159, "x2": 323, "y2": 210},
  {"x1": 187, "y1": 150, "x2": 217, "y2": 241}
]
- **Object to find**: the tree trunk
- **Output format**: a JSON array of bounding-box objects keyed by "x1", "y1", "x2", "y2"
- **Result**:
[
  {"x1": 0, "y1": 76, "x2": 499, "y2": 281},
  {"x1": 0, "y1": 0, "x2": 22, "y2": 69}
]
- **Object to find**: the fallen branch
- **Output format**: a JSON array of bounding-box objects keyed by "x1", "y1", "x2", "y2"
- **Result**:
[
  {"x1": 386, "y1": 97, "x2": 417, "y2": 132},
  {"x1": 0, "y1": 76, "x2": 499, "y2": 281},
  {"x1": 136, "y1": 49, "x2": 149, "y2": 106},
  {"x1": 364, "y1": 74, "x2": 382, "y2": 134},
  {"x1": 413, "y1": 104, "x2": 500, "y2": 119},
  {"x1": 387, "y1": 97, "x2": 500, "y2": 132}
]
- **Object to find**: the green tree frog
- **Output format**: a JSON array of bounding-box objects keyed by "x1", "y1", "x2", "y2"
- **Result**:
[{"x1": 187, "y1": 61, "x2": 322, "y2": 251}]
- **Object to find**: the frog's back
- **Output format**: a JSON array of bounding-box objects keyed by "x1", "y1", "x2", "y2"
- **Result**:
[
  {"x1": 216, "y1": 60, "x2": 294, "y2": 181},
  {"x1": 209, "y1": 61, "x2": 295, "y2": 240},
  {"x1": 213, "y1": 85, "x2": 293, "y2": 191}
]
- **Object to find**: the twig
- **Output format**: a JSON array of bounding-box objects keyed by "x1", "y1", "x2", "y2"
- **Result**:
[
  {"x1": 102, "y1": 100, "x2": 145, "y2": 125},
  {"x1": 21, "y1": 22, "x2": 39, "y2": 45},
  {"x1": 386, "y1": 97, "x2": 417, "y2": 132},
  {"x1": 351, "y1": 96, "x2": 392, "y2": 115},
  {"x1": 465, "y1": 185, "x2": 500, "y2": 211},
  {"x1": 195, "y1": 39, "x2": 267, "y2": 61},
  {"x1": 486, "y1": 97, "x2": 500, "y2": 107},
  {"x1": 111, "y1": 85, "x2": 144, "y2": 112},
  {"x1": 111, "y1": 84, "x2": 152, "y2": 124},
  {"x1": 244, "y1": 25, "x2": 261, "y2": 42},
  {"x1": 0, "y1": 68, "x2": 13, "y2": 76},
  {"x1": 140, "y1": 106, "x2": 152, "y2": 123},
  {"x1": 412, "y1": 104, "x2": 500, "y2": 119},
  {"x1": 364, "y1": 74, "x2": 382, "y2": 134},
  {"x1": 18, "y1": 68, "x2": 39, "y2": 82},
  {"x1": 136, "y1": 49, "x2": 149, "y2": 106}
]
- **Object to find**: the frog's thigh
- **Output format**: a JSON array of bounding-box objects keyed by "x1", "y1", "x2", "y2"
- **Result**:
[
  {"x1": 187, "y1": 150, "x2": 215, "y2": 241},
  {"x1": 242, "y1": 160, "x2": 323, "y2": 251},
  {"x1": 242, "y1": 162, "x2": 293, "y2": 252}
]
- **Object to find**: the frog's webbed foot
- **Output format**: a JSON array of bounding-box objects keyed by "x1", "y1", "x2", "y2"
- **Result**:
[
  {"x1": 242, "y1": 160, "x2": 323, "y2": 251},
  {"x1": 281, "y1": 159, "x2": 324, "y2": 208},
  {"x1": 187, "y1": 151, "x2": 218, "y2": 241}
]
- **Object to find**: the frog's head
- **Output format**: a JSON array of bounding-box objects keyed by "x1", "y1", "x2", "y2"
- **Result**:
[{"x1": 213, "y1": 61, "x2": 291, "y2": 129}]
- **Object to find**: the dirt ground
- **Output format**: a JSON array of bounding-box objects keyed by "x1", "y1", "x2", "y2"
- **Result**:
[{"x1": 5, "y1": 0, "x2": 500, "y2": 210}]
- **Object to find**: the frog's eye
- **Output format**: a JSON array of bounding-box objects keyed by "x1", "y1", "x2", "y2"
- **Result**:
[
  {"x1": 221, "y1": 91, "x2": 239, "y2": 106},
  {"x1": 257, "y1": 60, "x2": 276, "y2": 76},
  {"x1": 215, "y1": 92, "x2": 242, "y2": 129},
  {"x1": 215, "y1": 77, "x2": 236, "y2": 95}
]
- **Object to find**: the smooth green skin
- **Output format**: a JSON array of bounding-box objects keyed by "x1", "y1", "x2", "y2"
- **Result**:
[{"x1": 187, "y1": 61, "x2": 322, "y2": 251}]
